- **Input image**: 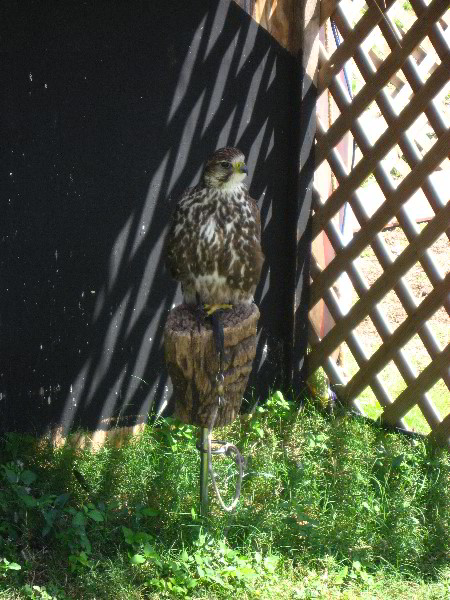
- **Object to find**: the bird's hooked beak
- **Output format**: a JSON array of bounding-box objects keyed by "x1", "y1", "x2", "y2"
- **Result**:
[{"x1": 233, "y1": 161, "x2": 248, "y2": 175}]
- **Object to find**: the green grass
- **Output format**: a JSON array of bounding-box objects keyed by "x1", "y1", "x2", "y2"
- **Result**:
[{"x1": 1, "y1": 395, "x2": 449, "y2": 599}]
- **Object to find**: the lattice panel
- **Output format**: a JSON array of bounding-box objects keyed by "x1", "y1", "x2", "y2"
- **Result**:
[{"x1": 309, "y1": 0, "x2": 450, "y2": 446}]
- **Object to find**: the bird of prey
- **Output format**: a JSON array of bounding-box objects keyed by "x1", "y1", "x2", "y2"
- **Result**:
[{"x1": 166, "y1": 147, "x2": 264, "y2": 313}]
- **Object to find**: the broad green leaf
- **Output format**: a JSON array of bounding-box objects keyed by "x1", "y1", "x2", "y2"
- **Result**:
[
  {"x1": 352, "y1": 560, "x2": 361, "y2": 572},
  {"x1": 122, "y1": 526, "x2": 134, "y2": 543},
  {"x1": 238, "y1": 566, "x2": 257, "y2": 576},
  {"x1": 141, "y1": 507, "x2": 159, "y2": 517},
  {"x1": 143, "y1": 543, "x2": 160, "y2": 560},
  {"x1": 197, "y1": 565, "x2": 205, "y2": 578},
  {"x1": 20, "y1": 470, "x2": 37, "y2": 485},
  {"x1": 2, "y1": 560, "x2": 21, "y2": 571},
  {"x1": 3, "y1": 468, "x2": 19, "y2": 484},
  {"x1": 338, "y1": 566, "x2": 348, "y2": 578},
  {"x1": 16, "y1": 489, "x2": 37, "y2": 507},
  {"x1": 87, "y1": 509, "x2": 104, "y2": 522},
  {"x1": 72, "y1": 511, "x2": 85, "y2": 527},
  {"x1": 392, "y1": 454, "x2": 404, "y2": 468},
  {"x1": 272, "y1": 390, "x2": 285, "y2": 403},
  {"x1": 181, "y1": 550, "x2": 189, "y2": 562}
]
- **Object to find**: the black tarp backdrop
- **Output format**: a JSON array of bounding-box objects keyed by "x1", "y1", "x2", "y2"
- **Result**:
[{"x1": 1, "y1": 0, "x2": 309, "y2": 434}]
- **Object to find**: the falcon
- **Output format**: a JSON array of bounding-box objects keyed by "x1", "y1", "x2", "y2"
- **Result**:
[{"x1": 166, "y1": 147, "x2": 264, "y2": 312}]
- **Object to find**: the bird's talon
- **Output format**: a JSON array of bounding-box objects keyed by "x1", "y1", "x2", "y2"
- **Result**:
[{"x1": 204, "y1": 303, "x2": 233, "y2": 316}]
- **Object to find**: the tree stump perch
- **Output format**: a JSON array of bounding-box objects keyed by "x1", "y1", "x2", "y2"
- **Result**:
[{"x1": 164, "y1": 303, "x2": 260, "y2": 428}]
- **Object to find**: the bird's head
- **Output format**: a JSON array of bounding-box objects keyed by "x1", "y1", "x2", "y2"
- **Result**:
[{"x1": 202, "y1": 147, "x2": 248, "y2": 190}]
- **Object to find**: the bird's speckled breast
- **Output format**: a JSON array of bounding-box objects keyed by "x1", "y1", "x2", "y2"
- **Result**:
[{"x1": 167, "y1": 183, "x2": 263, "y2": 305}]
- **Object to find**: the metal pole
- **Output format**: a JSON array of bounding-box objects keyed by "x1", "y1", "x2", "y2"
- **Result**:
[{"x1": 200, "y1": 427, "x2": 209, "y2": 516}]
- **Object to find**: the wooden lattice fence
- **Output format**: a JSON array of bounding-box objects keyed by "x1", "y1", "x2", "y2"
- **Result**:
[{"x1": 308, "y1": 0, "x2": 449, "y2": 445}]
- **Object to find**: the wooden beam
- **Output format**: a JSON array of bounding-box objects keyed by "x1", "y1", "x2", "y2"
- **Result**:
[
  {"x1": 232, "y1": 0, "x2": 320, "y2": 389},
  {"x1": 320, "y1": 0, "x2": 339, "y2": 26},
  {"x1": 233, "y1": 1, "x2": 300, "y2": 53},
  {"x1": 290, "y1": 0, "x2": 320, "y2": 388},
  {"x1": 430, "y1": 412, "x2": 450, "y2": 447}
]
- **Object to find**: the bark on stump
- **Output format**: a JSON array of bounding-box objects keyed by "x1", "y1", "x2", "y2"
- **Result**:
[{"x1": 164, "y1": 303, "x2": 259, "y2": 428}]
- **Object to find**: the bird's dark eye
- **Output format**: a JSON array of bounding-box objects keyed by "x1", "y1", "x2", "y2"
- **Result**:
[{"x1": 220, "y1": 161, "x2": 231, "y2": 169}]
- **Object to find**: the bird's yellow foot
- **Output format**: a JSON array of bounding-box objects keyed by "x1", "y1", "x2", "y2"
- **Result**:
[{"x1": 204, "y1": 303, "x2": 233, "y2": 316}]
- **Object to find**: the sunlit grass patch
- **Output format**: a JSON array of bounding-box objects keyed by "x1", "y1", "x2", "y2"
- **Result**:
[{"x1": 0, "y1": 396, "x2": 449, "y2": 599}]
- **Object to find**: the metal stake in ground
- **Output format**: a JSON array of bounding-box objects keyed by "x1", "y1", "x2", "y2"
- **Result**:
[
  {"x1": 199, "y1": 309, "x2": 225, "y2": 518},
  {"x1": 199, "y1": 311, "x2": 245, "y2": 515},
  {"x1": 200, "y1": 427, "x2": 209, "y2": 516},
  {"x1": 164, "y1": 303, "x2": 259, "y2": 513}
]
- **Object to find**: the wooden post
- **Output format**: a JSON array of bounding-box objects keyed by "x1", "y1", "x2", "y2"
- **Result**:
[
  {"x1": 164, "y1": 303, "x2": 260, "y2": 428},
  {"x1": 290, "y1": 0, "x2": 320, "y2": 387},
  {"x1": 233, "y1": 0, "x2": 319, "y2": 390}
]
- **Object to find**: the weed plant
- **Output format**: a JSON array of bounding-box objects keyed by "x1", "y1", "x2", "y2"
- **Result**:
[{"x1": 0, "y1": 393, "x2": 449, "y2": 599}]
